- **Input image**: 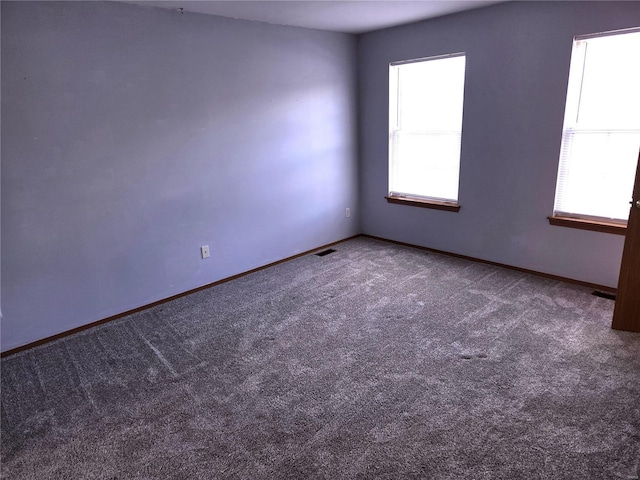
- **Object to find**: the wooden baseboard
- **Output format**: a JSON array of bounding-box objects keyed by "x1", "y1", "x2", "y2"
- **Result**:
[
  {"x1": 2, "y1": 233, "x2": 616, "y2": 358},
  {"x1": 0, "y1": 235, "x2": 360, "y2": 358},
  {"x1": 361, "y1": 234, "x2": 618, "y2": 295}
]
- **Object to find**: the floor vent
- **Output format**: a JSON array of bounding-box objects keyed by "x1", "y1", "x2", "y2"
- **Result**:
[
  {"x1": 592, "y1": 290, "x2": 616, "y2": 301},
  {"x1": 315, "y1": 248, "x2": 336, "y2": 257}
]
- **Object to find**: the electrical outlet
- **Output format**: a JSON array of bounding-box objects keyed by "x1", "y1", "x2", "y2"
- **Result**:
[
  {"x1": 346, "y1": 208, "x2": 351, "y2": 218},
  {"x1": 201, "y1": 245, "x2": 210, "y2": 259}
]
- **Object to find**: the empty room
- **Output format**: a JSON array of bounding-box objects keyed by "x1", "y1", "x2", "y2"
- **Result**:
[{"x1": 2, "y1": 1, "x2": 640, "y2": 478}]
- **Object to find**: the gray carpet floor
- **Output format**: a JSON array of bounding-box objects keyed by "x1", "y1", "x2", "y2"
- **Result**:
[{"x1": 2, "y1": 236, "x2": 639, "y2": 479}]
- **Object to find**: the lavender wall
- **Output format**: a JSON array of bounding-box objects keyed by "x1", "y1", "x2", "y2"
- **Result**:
[
  {"x1": 1, "y1": 1, "x2": 358, "y2": 351},
  {"x1": 358, "y1": 1, "x2": 640, "y2": 289}
]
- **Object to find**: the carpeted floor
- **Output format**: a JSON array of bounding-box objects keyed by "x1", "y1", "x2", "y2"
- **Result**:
[{"x1": 2, "y1": 236, "x2": 639, "y2": 479}]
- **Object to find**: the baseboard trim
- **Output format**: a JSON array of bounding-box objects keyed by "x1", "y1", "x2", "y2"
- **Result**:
[
  {"x1": 2, "y1": 233, "x2": 617, "y2": 358},
  {"x1": 1, "y1": 235, "x2": 360, "y2": 358},
  {"x1": 361, "y1": 234, "x2": 618, "y2": 295}
]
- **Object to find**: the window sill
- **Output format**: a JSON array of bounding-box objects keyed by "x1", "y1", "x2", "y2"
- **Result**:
[
  {"x1": 385, "y1": 195, "x2": 460, "y2": 212},
  {"x1": 547, "y1": 216, "x2": 626, "y2": 235}
]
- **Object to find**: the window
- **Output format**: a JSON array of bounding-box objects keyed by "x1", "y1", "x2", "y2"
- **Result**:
[
  {"x1": 551, "y1": 27, "x2": 640, "y2": 232},
  {"x1": 387, "y1": 53, "x2": 466, "y2": 211}
]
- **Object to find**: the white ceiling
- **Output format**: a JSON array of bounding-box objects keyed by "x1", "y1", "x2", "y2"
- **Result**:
[{"x1": 124, "y1": 1, "x2": 506, "y2": 34}]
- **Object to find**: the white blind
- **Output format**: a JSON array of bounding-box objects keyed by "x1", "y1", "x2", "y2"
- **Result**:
[
  {"x1": 389, "y1": 54, "x2": 466, "y2": 202},
  {"x1": 554, "y1": 28, "x2": 640, "y2": 222}
]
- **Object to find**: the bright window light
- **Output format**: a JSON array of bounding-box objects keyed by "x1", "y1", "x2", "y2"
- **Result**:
[
  {"x1": 389, "y1": 54, "x2": 466, "y2": 203},
  {"x1": 553, "y1": 28, "x2": 640, "y2": 223}
]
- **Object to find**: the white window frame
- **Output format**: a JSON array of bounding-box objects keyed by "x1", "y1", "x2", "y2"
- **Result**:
[
  {"x1": 387, "y1": 53, "x2": 466, "y2": 211},
  {"x1": 551, "y1": 27, "x2": 640, "y2": 231}
]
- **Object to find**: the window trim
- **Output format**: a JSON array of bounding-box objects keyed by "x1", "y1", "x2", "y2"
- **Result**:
[
  {"x1": 547, "y1": 215, "x2": 626, "y2": 235},
  {"x1": 385, "y1": 195, "x2": 460, "y2": 212},
  {"x1": 389, "y1": 51, "x2": 465, "y2": 67},
  {"x1": 388, "y1": 53, "x2": 466, "y2": 208},
  {"x1": 550, "y1": 26, "x2": 640, "y2": 229}
]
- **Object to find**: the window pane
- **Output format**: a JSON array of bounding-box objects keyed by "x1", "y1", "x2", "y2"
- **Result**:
[
  {"x1": 556, "y1": 130, "x2": 639, "y2": 220},
  {"x1": 398, "y1": 57, "x2": 466, "y2": 131},
  {"x1": 576, "y1": 33, "x2": 640, "y2": 128},
  {"x1": 390, "y1": 132, "x2": 461, "y2": 201}
]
